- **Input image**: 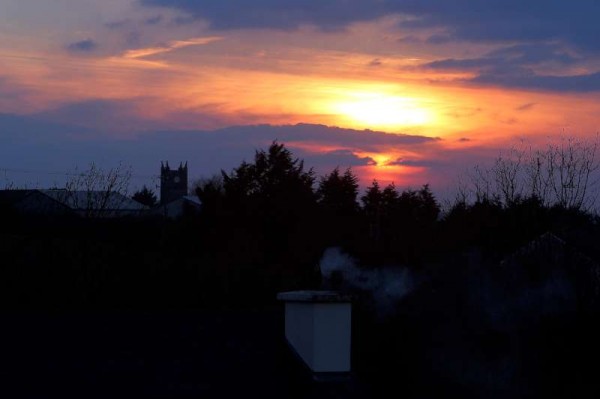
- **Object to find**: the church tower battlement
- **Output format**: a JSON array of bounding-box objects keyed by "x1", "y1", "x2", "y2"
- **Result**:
[{"x1": 160, "y1": 161, "x2": 188, "y2": 204}]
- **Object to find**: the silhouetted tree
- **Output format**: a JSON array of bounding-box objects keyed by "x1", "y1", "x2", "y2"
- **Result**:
[
  {"x1": 223, "y1": 142, "x2": 316, "y2": 213},
  {"x1": 210, "y1": 142, "x2": 320, "y2": 300},
  {"x1": 361, "y1": 180, "x2": 400, "y2": 242},
  {"x1": 362, "y1": 180, "x2": 383, "y2": 211},
  {"x1": 132, "y1": 185, "x2": 157, "y2": 207},
  {"x1": 194, "y1": 175, "x2": 224, "y2": 199},
  {"x1": 465, "y1": 136, "x2": 599, "y2": 210},
  {"x1": 359, "y1": 181, "x2": 441, "y2": 265},
  {"x1": 317, "y1": 167, "x2": 360, "y2": 246},
  {"x1": 56, "y1": 162, "x2": 133, "y2": 218},
  {"x1": 445, "y1": 137, "x2": 600, "y2": 258},
  {"x1": 393, "y1": 184, "x2": 440, "y2": 262},
  {"x1": 396, "y1": 184, "x2": 440, "y2": 227},
  {"x1": 194, "y1": 175, "x2": 224, "y2": 216},
  {"x1": 317, "y1": 167, "x2": 359, "y2": 211}
]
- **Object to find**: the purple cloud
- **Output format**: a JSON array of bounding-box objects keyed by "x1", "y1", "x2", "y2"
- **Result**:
[
  {"x1": 105, "y1": 20, "x2": 130, "y2": 29},
  {"x1": 32, "y1": 100, "x2": 143, "y2": 133},
  {"x1": 386, "y1": 158, "x2": 441, "y2": 167},
  {"x1": 145, "y1": 15, "x2": 163, "y2": 25},
  {"x1": 423, "y1": 43, "x2": 600, "y2": 92},
  {"x1": 303, "y1": 149, "x2": 376, "y2": 168},
  {"x1": 67, "y1": 39, "x2": 98, "y2": 53},
  {"x1": 425, "y1": 44, "x2": 578, "y2": 71},
  {"x1": 140, "y1": 1, "x2": 600, "y2": 53}
]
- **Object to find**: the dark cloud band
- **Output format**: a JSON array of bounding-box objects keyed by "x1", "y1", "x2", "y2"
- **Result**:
[
  {"x1": 67, "y1": 39, "x2": 98, "y2": 53},
  {"x1": 141, "y1": 1, "x2": 600, "y2": 52}
]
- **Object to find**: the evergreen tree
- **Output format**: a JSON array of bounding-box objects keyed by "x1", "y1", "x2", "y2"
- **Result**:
[
  {"x1": 132, "y1": 185, "x2": 157, "y2": 207},
  {"x1": 318, "y1": 167, "x2": 359, "y2": 213},
  {"x1": 215, "y1": 141, "x2": 320, "y2": 298},
  {"x1": 317, "y1": 167, "x2": 360, "y2": 246}
]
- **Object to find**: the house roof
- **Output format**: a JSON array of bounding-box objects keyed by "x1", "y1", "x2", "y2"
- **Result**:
[
  {"x1": 501, "y1": 232, "x2": 598, "y2": 268},
  {"x1": 0, "y1": 189, "x2": 35, "y2": 206},
  {"x1": 182, "y1": 195, "x2": 202, "y2": 206},
  {"x1": 161, "y1": 195, "x2": 202, "y2": 207},
  {"x1": 39, "y1": 190, "x2": 146, "y2": 211},
  {"x1": 0, "y1": 189, "x2": 148, "y2": 215}
]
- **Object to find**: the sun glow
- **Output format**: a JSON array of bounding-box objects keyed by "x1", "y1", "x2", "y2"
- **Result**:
[
  {"x1": 333, "y1": 92, "x2": 432, "y2": 130},
  {"x1": 370, "y1": 153, "x2": 394, "y2": 168}
]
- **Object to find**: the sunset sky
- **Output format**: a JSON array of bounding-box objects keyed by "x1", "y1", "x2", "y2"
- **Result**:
[{"x1": 1, "y1": 1, "x2": 599, "y2": 196}]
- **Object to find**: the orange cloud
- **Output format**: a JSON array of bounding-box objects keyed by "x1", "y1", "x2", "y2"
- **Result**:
[{"x1": 121, "y1": 36, "x2": 223, "y2": 60}]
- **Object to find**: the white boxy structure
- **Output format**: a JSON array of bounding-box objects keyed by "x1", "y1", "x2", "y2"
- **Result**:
[{"x1": 277, "y1": 291, "x2": 352, "y2": 375}]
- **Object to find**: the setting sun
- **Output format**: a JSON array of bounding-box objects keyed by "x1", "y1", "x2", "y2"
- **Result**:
[{"x1": 333, "y1": 92, "x2": 432, "y2": 130}]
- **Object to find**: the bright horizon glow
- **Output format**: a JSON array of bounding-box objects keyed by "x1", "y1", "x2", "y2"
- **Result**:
[{"x1": 333, "y1": 92, "x2": 432, "y2": 130}]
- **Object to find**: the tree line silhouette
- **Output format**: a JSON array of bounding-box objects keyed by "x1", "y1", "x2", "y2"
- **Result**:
[{"x1": 0, "y1": 140, "x2": 598, "y2": 310}]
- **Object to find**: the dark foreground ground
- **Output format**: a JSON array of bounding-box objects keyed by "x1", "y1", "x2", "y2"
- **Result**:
[
  {"x1": 0, "y1": 310, "x2": 368, "y2": 399},
  {"x1": 1, "y1": 305, "x2": 599, "y2": 399}
]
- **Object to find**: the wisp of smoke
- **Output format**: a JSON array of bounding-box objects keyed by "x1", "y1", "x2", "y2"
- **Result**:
[{"x1": 319, "y1": 247, "x2": 413, "y2": 317}]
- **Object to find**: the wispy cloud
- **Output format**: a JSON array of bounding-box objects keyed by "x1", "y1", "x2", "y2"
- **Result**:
[
  {"x1": 516, "y1": 102, "x2": 537, "y2": 111},
  {"x1": 368, "y1": 58, "x2": 382, "y2": 67},
  {"x1": 385, "y1": 158, "x2": 441, "y2": 167},
  {"x1": 121, "y1": 36, "x2": 223, "y2": 60}
]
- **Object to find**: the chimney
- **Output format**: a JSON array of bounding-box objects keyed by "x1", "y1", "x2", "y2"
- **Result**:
[{"x1": 277, "y1": 290, "x2": 352, "y2": 379}]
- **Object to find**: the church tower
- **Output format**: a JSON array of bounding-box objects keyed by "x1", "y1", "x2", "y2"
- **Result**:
[{"x1": 160, "y1": 161, "x2": 188, "y2": 204}]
